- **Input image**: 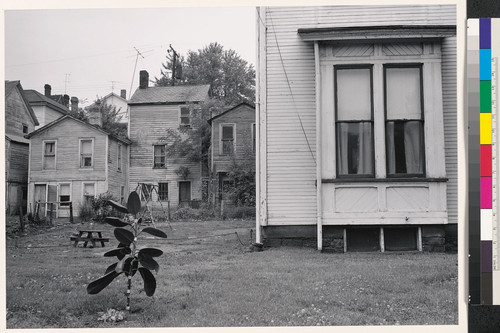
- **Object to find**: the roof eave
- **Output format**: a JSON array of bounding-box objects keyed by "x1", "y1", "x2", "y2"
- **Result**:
[{"x1": 298, "y1": 25, "x2": 457, "y2": 42}]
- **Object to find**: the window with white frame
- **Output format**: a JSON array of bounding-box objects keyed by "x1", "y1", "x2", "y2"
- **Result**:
[
  {"x1": 59, "y1": 183, "x2": 71, "y2": 206},
  {"x1": 83, "y1": 182, "x2": 95, "y2": 202},
  {"x1": 335, "y1": 66, "x2": 374, "y2": 177},
  {"x1": 153, "y1": 145, "x2": 166, "y2": 168},
  {"x1": 43, "y1": 140, "x2": 56, "y2": 170},
  {"x1": 220, "y1": 124, "x2": 235, "y2": 155},
  {"x1": 179, "y1": 106, "x2": 191, "y2": 128},
  {"x1": 385, "y1": 64, "x2": 425, "y2": 177},
  {"x1": 80, "y1": 139, "x2": 94, "y2": 168},
  {"x1": 158, "y1": 183, "x2": 168, "y2": 201},
  {"x1": 117, "y1": 143, "x2": 122, "y2": 171}
]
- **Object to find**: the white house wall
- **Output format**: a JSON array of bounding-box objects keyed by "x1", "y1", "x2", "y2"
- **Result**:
[{"x1": 259, "y1": 5, "x2": 457, "y2": 227}]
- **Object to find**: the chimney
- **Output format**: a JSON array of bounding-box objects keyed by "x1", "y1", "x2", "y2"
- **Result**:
[
  {"x1": 44, "y1": 84, "x2": 51, "y2": 97},
  {"x1": 88, "y1": 100, "x2": 103, "y2": 127},
  {"x1": 139, "y1": 70, "x2": 149, "y2": 89},
  {"x1": 120, "y1": 89, "x2": 127, "y2": 99},
  {"x1": 71, "y1": 97, "x2": 79, "y2": 113},
  {"x1": 63, "y1": 94, "x2": 70, "y2": 108}
]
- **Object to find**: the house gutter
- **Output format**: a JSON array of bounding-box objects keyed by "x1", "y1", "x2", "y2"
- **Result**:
[
  {"x1": 255, "y1": 6, "x2": 262, "y2": 244},
  {"x1": 314, "y1": 41, "x2": 323, "y2": 251}
]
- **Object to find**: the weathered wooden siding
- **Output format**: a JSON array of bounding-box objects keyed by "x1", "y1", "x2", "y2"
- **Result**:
[
  {"x1": 9, "y1": 141, "x2": 30, "y2": 183},
  {"x1": 212, "y1": 104, "x2": 256, "y2": 173},
  {"x1": 107, "y1": 138, "x2": 129, "y2": 201},
  {"x1": 129, "y1": 104, "x2": 203, "y2": 207},
  {"x1": 29, "y1": 118, "x2": 107, "y2": 182},
  {"x1": 5, "y1": 86, "x2": 36, "y2": 136},
  {"x1": 260, "y1": 5, "x2": 457, "y2": 226},
  {"x1": 33, "y1": 105, "x2": 65, "y2": 129}
]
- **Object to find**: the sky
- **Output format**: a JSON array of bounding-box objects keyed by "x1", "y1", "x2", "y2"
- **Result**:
[{"x1": 5, "y1": 6, "x2": 256, "y2": 107}]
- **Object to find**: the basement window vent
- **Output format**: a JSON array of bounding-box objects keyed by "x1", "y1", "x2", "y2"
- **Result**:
[
  {"x1": 346, "y1": 227, "x2": 380, "y2": 252},
  {"x1": 384, "y1": 227, "x2": 418, "y2": 251}
]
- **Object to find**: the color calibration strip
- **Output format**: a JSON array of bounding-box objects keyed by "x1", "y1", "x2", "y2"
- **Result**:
[
  {"x1": 480, "y1": 18, "x2": 492, "y2": 305},
  {"x1": 468, "y1": 18, "x2": 481, "y2": 305},
  {"x1": 469, "y1": 18, "x2": 500, "y2": 305}
]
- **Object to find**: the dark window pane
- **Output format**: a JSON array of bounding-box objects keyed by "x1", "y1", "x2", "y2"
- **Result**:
[
  {"x1": 336, "y1": 122, "x2": 373, "y2": 176},
  {"x1": 222, "y1": 125, "x2": 234, "y2": 140},
  {"x1": 386, "y1": 120, "x2": 424, "y2": 175},
  {"x1": 158, "y1": 183, "x2": 168, "y2": 201}
]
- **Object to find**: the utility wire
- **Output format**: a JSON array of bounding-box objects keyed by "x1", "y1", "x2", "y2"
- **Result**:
[{"x1": 267, "y1": 9, "x2": 317, "y2": 165}]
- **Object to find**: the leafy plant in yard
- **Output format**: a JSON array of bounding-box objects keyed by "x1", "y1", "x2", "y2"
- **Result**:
[{"x1": 86, "y1": 191, "x2": 168, "y2": 311}]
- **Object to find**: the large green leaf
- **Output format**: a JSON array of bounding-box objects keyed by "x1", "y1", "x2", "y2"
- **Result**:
[
  {"x1": 107, "y1": 200, "x2": 129, "y2": 213},
  {"x1": 105, "y1": 262, "x2": 118, "y2": 274},
  {"x1": 138, "y1": 252, "x2": 159, "y2": 273},
  {"x1": 104, "y1": 217, "x2": 130, "y2": 227},
  {"x1": 142, "y1": 227, "x2": 168, "y2": 239},
  {"x1": 87, "y1": 271, "x2": 121, "y2": 295},
  {"x1": 139, "y1": 248, "x2": 163, "y2": 257},
  {"x1": 103, "y1": 248, "x2": 124, "y2": 258},
  {"x1": 138, "y1": 267, "x2": 156, "y2": 297},
  {"x1": 127, "y1": 191, "x2": 141, "y2": 215},
  {"x1": 124, "y1": 258, "x2": 139, "y2": 277},
  {"x1": 114, "y1": 228, "x2": 134, "y2": 246}
]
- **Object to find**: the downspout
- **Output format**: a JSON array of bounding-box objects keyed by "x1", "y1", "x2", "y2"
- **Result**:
[
  {"x1": 315, "y1": 41, "x2": 323, "y2": 251},
  {"x1": 255, "y1": 6, "x2": 263, "y2": 244}
]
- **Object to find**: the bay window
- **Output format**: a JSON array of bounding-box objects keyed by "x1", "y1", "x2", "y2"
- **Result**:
[
  {"x1": 385, "y1": 65, "x2": 425, "y2": 177},
  {"x1": 335, "y1": 66, "x2": 374, "y2": 177}
]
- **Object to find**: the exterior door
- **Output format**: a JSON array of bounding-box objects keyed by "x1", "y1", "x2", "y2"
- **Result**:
[
  {"x1": 34, "y1": 184, "x2": 47, "y2": 217},
  {"x1": 47, "y1": 184, "x2": 58, "y2": 218},
  {"x1": 58, "y1": 184, "x2": 71, "y2": 218},
  {"x1": 179, "y1": 181, "x2": 191, "y2": 204}
]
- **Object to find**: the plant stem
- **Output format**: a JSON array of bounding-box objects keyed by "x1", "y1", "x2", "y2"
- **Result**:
[{"x1": 126, "y1": 273, "x2": 132, "y2": 311}]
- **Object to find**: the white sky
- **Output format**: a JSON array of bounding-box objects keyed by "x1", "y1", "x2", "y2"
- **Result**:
[{"x1": 5, "y1": 6, "x2": 256, "y2": 106}]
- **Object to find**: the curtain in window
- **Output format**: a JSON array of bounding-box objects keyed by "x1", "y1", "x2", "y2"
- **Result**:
[
  {"x1": 337, "y1": 122, "x2": 373, "y2": 175},
  {"x1": 386, "y1": 121, "x2": 423, "y2": 175}
]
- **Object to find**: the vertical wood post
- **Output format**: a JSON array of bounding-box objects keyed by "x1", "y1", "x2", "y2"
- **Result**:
[
  {"x1": 167, "y1": 201, "x2": 171, "y2": 221},
  {"x1": 69, "y1": 202, "x2": 74, "y2": 224},
  {"x1": 49, "y1": 203, "x2": 53, "y2": 225},
  {"x1": 380, "y1": 227, "x2": 385, "y2": 253},
  {"x1": 18, "y1": 206, "x2": 25, "y2": 233},
  {"x1": 35, "y1": 201, "x2": 40, "y2": 222}
]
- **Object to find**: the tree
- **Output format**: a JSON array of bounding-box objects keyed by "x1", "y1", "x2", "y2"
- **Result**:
[
  {"x1": 154, "y1": 42, "x2": 255, "y2": 105},
  {"x1": 158, "y1": 99, "x2": 227, "y2": 164},
  {"x1": 85, "y1": 99, "x2": 127, "y2": 139}
]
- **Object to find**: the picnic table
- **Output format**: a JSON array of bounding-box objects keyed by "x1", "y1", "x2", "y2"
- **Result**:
[{"x1": 71, "y1": 229, "x2": 109, "y2": 248}]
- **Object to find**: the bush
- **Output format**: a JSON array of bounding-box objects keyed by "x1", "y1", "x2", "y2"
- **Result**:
[
  {"x1": 78, "y1": 192, "x2": 120, "y2": 222},
  {"x1": 171, "y1": 205, "x2": 216, "y2": 221},
  {"x1": 79, "y1": 200, "x2": 94, "y2": 222},
  {"x1": 221, "y1": 206, "x2": 256, "y2": 220}
]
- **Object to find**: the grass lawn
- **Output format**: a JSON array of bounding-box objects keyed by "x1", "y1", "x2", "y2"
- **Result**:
[{"x1": 5, "y1": 218, "x2": 458, "y2": 328}]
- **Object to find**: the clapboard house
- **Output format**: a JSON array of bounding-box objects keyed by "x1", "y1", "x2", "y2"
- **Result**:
[
  {"x1": 26, "y1": 110, "x2": 130, "y2": 218},
  {"x1": 24, "y1": 84, "x2": 76, "y2": 130},
  {"x1": 128, "y1": 70, "x2": 209, "y2": 209},
  {"x1": 255, "y1": 5, "x2": 457, "y2": 252},
  {"x1": 208, "y1": 103, "x2": 256, "y2": 206},
  {"x1": 5, "y1": 80, "x2": 39, "y2": 215}
]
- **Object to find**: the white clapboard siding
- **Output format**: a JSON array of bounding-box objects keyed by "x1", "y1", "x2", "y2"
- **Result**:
[
  {"x1": 262, "y1": 5, "x2": 456, "y2": 226},
  {"x1": 442, "y1": 36, "x2": 458, "y2": 224}
]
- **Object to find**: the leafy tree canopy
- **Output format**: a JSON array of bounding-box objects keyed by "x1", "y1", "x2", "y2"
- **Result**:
[
  {"x1": 84, "y1": 99, "x2": 128, "y2": 139},
  {"x1": 154, "y1": 42, "x2": 255, "y2": 105}
]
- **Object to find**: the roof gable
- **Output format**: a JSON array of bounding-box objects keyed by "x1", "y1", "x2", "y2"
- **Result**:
[
  {"x1": 26, "y1": 115, "x2": 131, "y2": 145},
  {"x1": 24, "y1": 89, "x2": 70, "y2": 116},
  {"x1": 129, "y1": 84, "x2": 210, "y2": 105},
  {"x1": 208, "y1": 102, "x2": 255, "y2": 124},
  {"x1": 5, "y1": 80, "x2": 40, "y2": 126}
]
